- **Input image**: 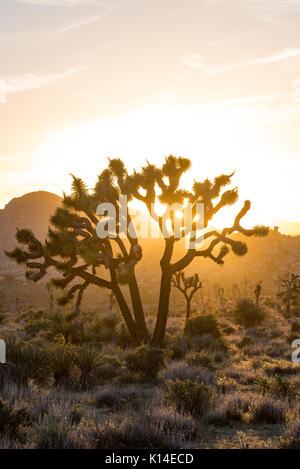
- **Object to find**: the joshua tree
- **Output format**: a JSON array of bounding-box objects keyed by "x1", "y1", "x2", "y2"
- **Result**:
[
  {"x1": 218, "y1": 286, "x2": 225, "y2": 313},
  {"x1": 171, "y1": 271, "x2": 202, "y2": 322},
  {"x1": 254, "y1": 281, "x2": 262, "y2": 305},
  {"x1": 46, "y1": 281, "x2": 55, "y2": 314},
  {"x1": 6, "y1": 156, "x2": 269, "y2": 346},
  {"x1": 277, "y1": 273, "x2": 300, "y2": 314}
]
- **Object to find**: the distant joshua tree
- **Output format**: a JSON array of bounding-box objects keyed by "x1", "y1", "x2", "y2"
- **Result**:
[
  {"x1": 46, "y1": 281, "x2": 55, "y2": 314},
  {"x1": 277, "y1": 273, "x2": 300, "y2": 314},
  {"x1": 171, "y1": 271, "x2": 202, "y2": 322},
  {"x1": 6, "y1": 156, "x2": 269, "y2": 346},
  {"x1": 254, "y1": 281, "x2": 262, "y2": 305}
]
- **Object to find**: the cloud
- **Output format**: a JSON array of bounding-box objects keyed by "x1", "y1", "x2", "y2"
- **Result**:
[
  {"x1": 0, "y1": 67, "x2": 84, "y2": 101},
  {"x1": 206, "y1": 93, "x2": 288, "y2": 109},
  {"x1": 0, "y1": 15, "x2": 105, "y2": 47},
  {"x1": 184, "y1": 49, "x2": 300, "y2": 75}
]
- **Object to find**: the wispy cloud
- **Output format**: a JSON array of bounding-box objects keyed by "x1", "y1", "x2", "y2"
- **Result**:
[
  {"x1": 184, "y1": 49, "x2": 300, "y2": 75},
  {"x1": 0, "y1": 67, "x2": 84, "y2": 101},
  {"x1": 0, "y1": 15, "x2": 105, "y2": 47},
  {"x1": 206, "y1": 93, "x2": 288, "y2": 109}
]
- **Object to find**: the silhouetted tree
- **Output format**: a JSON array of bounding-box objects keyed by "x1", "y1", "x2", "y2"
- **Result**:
[
  {"x1": 277, "y1": 273, "x2": 300, "y2": 314},
  {"x1": 6, "y1": 156, "x2": 269, "y2": 346},
  {"x1": 171, "y1": 271, "x2": 202, "y2": 322},
  {"x1": 254, "y1": 281, "x2": 262, "y2": 305}
]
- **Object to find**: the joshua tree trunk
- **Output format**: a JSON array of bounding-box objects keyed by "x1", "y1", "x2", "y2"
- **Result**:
[
  {"x1": 152, "y1": 270, "x2": 172, "y2": 347},
  {"x1": 113, "y1": 285, "x2": 137, "y2": 344},
  {"x1": 128, "y1": 271, "x2": 149, "y2": 343},
  {"x1": 186, "y1": 297, "x2": 191, "y2": 322}
]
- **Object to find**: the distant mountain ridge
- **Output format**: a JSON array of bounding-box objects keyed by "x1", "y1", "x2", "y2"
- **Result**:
[{"x1": 0, "y1": 191, "x2": 61, "y2": 279}]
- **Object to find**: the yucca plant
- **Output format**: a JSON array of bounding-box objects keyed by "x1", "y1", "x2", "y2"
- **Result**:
[
  {"x1": 48, "y1": 346, "x2": 74, "y2": 387},
  {"x1": 73, "y1": 346, "x2": 102, "y2": 389},
  {"x1": 6, "y1": 338, "x2": 49, "y2": 387}
]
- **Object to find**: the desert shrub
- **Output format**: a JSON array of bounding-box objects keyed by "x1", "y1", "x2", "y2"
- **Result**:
[
  {"x1": 46, "y1": 313, "x2": 73, "y2": 342},
  {"x1": 233, "y1": 299, "x2": 266, "y2": 328},
  {"x1": 0, "y1": 399, "x2": 32, "y2": 439},
  {"x1": 73, "y1": 346, "x2": 102, "y2": 389},
  {"x1": 184, "y1": 314, "x2": 222, "y2": 339},
  {"x1": 0, "y1": 313, "x2": 6, "y2": 325},
  {"x1": 165, "y1": 379, "x2": 214, "y2": 416},
  {"x1": 186, "y1": 351, "x2": 217, "y2": 371},
  {"x1": 256, "y1": 374, "x2": 296, "y2": 400},
  {"x1": 93, "y1": 354, "x2": 123, "y2": 384},
  {"x1": 264, "y1": 297, "x2": 276, "y2": 307},
  {"x1": 125, "y1": 346, "x2": 166, "y2": 380},
  {"x1": 24, "y1": 318, "x2": 50, "y2": 338},
  {"x1": 116, "y1": 324, "x2": 133, "y2": 349},
  {"x1": 291, "y1": 322, "x2": 300, "y2": 333},
  {"x1": 6, "y1": 338, "x2": 50, "y2": 387},
  {"x1": 95, "y1": 384, "x2": 153, "y2": 410},
  {"x1": 223, "y1": 368, "x2": 256, "y2": 385},
  {"x1": 35, "y1": 423, "x2": 84, "y2": 449},
  {"x1": 161, "y1": 361, "x2": 216, "y2": 387},
  {"x1": 68, "y1": 406, "x2": 83, "y2": 426},
  {"x1": 0, "y1": 363, "x2": 12, "y2": 391},
  {"x1": 236, "y1": 336, "x2": 254, "y2": 349},
  {"x1": 205, "y1": 393, "x2": 251, "y2": 425},
  {"x1": 48, "y1": 346, "x2": 74, "y2": 387},
  {"x1": 93, "y1": 406, "x2": 195, "y2": 449},
  {"x1": 101, "y1": 354, "x2": 122, "y2": 368},
  {"x1": 280, "y1": 420, "x2": 300, "y2": 449},
  {"x1": 263, "y1": 360, "x2": 298, "y2": 376},
  {"x1": 249, "y1": 398, "x2": 287, "y2": 424},
  {"x1": 101, "y1": 313, "x2": 121, "y2": 329},
  {"x1": 165, "y1": 336, "x2": 188, "y2": 360}
]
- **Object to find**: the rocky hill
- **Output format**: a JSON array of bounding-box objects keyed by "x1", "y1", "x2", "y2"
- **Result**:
[{"x1": 0, "y1": 191, "x2": 61, "y2": 281}]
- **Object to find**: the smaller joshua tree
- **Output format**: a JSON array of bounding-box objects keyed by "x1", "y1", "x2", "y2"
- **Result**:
[
  {"x1": 254, "y1": 281, "x2": 262, "y2": 305},
  {"x1": 277, "y1": 274, "x2": 300, "y2": 315},
  {"x1": 171, "y1": 271, "x2": 202, "y2": 322}
]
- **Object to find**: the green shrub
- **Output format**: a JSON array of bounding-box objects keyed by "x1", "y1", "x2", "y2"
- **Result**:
[
  {"x1": 165, "y1": 379, "x2": 214, "y2": 416},
  {"x1": 184, "y1": 314, "x2": 222, "y2": 339},
  {"x1": 256, "y1": 374, "x2": 296, "y2": 400},
  {"x1": 234, "y1": 299, "x2": 266, "y2": 327},
  {"x1": 125, "y1": 345, "x2": 166, "y2": 380},
  {"x1": 263, "y1": 360, "x2": 298, "y2": 376},
  {"x1": 0, "y1": 399, "x2": 32, "y2": 439}
]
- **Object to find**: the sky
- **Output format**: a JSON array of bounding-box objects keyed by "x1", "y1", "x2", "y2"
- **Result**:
[{"x1": 0, "y1": 0, "x2": 300, "y2": 229}]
